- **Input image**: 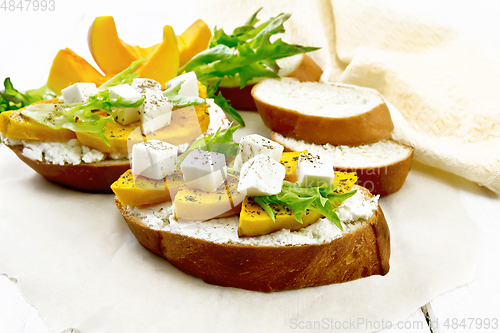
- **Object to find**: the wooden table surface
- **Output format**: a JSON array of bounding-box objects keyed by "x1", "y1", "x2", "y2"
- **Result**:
[{"x1": 1, "y1": 1, "x2": 499, "y2": 332}]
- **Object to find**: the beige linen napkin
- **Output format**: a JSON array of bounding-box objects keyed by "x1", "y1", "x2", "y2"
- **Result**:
[
  {"x1": 327, "y1": 0, "x2": 500, "y2": 193},
  {"x1": 197, "y1": 0, "x2": 500, "y2": 193}
]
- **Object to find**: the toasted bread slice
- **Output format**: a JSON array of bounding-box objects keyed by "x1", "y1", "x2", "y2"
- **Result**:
[
  {"x1": 6, "y1": 143, "x2": 129, "y2": 193},
  {"x1": 253, "y1": 78, "x2": 394, "y2": 146},
  {"x1": 271, "y1": 131, "x2": 413, "y2": 197},
  {"x1": 218, "y1": 54, "x2": 323, "y2": 110},
  {"x1": 2, "y1": 99, "x2": 229, "y2": 193},
  {"x1": 115, "y1": 185, "x2": 390, "y2": 292}
]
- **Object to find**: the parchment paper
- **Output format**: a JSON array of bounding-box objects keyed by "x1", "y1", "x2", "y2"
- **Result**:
[{"x1": 0, "y1": 112, "x2": 483, "y2": 333}]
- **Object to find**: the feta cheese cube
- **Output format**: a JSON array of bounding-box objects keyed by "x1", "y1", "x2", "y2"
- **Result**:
[
  {"x1": 180, "y1": 149, "x2": 227, "y2": 192},
  {"x1": 111, "y1": 107, "x2": 142, "y2": 125},
  {"x1": 61, "y1": 83, "x2": 97, "y2": 103},
  {"x1": 132, "y1": 140, "x2": 178, "y2": 180},
  {"x1": 108, "y1": 83, "x2": 143, "y2": 101},
  {"x1": 108, "y1": 84, "x2": 143, "y2": 125},
  {"x1": 237, "y1": 154, "x2": 285, "y2": 196},
  {"x1": 166, "y1": 72, "x2": 199, "y2": 97},
  {"x1": 140, "y1": 90, "x2": 173, "y2": 135},
  {"x1": 131, "y1": 78, "x2": 162, "y2": 96},
  {"x1": 233, "y1": 134, "x2": 284, "y2": 171},
  {"x1": 296, "y1": 153, "x2": 335, "y2": 187}
]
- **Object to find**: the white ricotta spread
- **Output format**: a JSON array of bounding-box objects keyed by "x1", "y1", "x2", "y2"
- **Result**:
[
  {"x1": 272, "y1": 132, "x2": 411, "y2": 168},
  {"x1": 128, "y1": 188, "x2": 379, "y2": 246},
  {"x1": 2, "y1": 136, "x2": 122, "y2": 165},
  {"x1": 21, "y1": 139, "x2": 105, "y2": 165}
]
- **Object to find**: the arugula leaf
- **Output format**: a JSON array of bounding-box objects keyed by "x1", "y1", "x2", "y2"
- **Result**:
[
  {"x1": 176, "y1": 125, "x2": 240, "y2": 168},
  {"x1": 252, "y1": 181, "x2": 357, "y2": 230},
  {"x1": 212, "y1": 91, "x2": 245, "y2": 126},
  {"x1": 21, "y1": 90, "x2": 143, "y2": 145},
  {"x1": 179, "y1": 44, "x2": 234, "y2": 75},
  {"x1": 245, "y1": 7, "x2": 262, "y2": 26},
  {"x1": 163, "y1": 79, "x2": 205, "y2": 108},
  {"x1": 0, "y1": 78, "x2": 55, "y2": 113},
  {"x1": 253, "y1": 196, "x2": 277, "y2": 222},
  {"x1": 209, "y1": 27, "x2": 241, "y2": 48},
  {"x1": 98, "y1": 58, "x2": 147, "y2": 91},
  {"x1": 204, "y1": 79, "x2": 245, "y2": 126},
  {"x1": 179, "y1": 8, "x2": 320, "y2": 125}
]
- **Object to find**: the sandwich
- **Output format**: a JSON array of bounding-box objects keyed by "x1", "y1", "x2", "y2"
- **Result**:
[
  {"x1": 0, "y1": 61, "x2": 223, "y2": 192},
  {"x1": 113, "y1": 129, "x2": 391, "y2": 292}
]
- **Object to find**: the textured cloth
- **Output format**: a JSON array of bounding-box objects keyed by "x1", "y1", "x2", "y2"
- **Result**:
[
  {"x1": 199, "y1": 0, "x2": 500, "y2": 193},
  {"x1": 328, "y1": 0, "x2": 500, "y2": 193}
]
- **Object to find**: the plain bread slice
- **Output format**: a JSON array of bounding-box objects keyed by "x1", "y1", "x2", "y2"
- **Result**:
[
  {"x1": 253, "y1": 78, "x2": 394, "y2": 145},
  {"x1": 6, "y1": 143, "x2": 129, "y2": 193},
  {"x1": 217, "y1": 54, "x2": 323, "y2": 110}
]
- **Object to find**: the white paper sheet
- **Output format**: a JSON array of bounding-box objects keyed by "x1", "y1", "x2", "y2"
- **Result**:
[{"x1": 0, "y1": 112, "x2": 483, "y2": 333}]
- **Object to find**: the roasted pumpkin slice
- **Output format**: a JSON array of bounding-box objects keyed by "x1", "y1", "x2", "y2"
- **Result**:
[
  {"x1": 137, "y1": 25, "x2": 179, "y2": 87},
  {"x1": 111, "y1": 169, "x2": 185, "y2": 206},
  {"x1": 332, "y1": 171, "x2": 358, "y2": 193},
  {"x1": 280, "y1": 150, "x2": 307, "y2": 183},
  {"x1": 47, "y1": 48, "x2": 106, "y2": 95},
  {"x1": 144, "y1": 104, "x2": 209, "y2": 145},
  {"x1": 0, "y1": 100, "x2": 77, "y2": 142},
  {"x1": 238, "y1": 198, "x2": 322, "y2": 237},
  {"x1": 76, "y1": 120, "x2": 142, "y2": 154},
  {"x1": 77, "y1": 103, "x2": 209, "y2": 154},
  {"x1": 174, "y1": 176, "x2": 245, "y2": 221},
  {"x1": 177, "y1": 19, "x2": 212, "y2": 67}
]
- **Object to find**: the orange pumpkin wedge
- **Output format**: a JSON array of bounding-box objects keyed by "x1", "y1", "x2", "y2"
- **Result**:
[
  {"x1": 238, "y1": 198, "x2": 323, "y2": 237},
  {"x1": 88, "y1": 16, "x2": 211, "y2": 78},
  {"x1": 0, "y1": 100, "x2": 77, "y2": 142},
  {"x1": 88, "y1": 16, "x2": 156, "y2": 76},
  {"x1": 46, "y1": 49, "x2": 106, "y2": 95},
  {"x1": 138, "y1": 25, "x2": 179, "y2": 87},
  {"x1": 112, "y1": 169, "x2": 185, "y2": 206},
  {"x1": 280, "y1": 150, "x2": 307, "y2": 183},
  {"x1": 76, "y1": 103, "x2": 209, "y2": 154},
  {"x1": 174, "y1": 176, "x2": 245, "y2": 221},
  {"x1": 177, "y1": 19, "x2": 212, "y2": 67}
]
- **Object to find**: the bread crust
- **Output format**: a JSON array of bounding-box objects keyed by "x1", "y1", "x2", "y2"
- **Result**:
[
  {"x1": 6, "y1": 144, "x2": 129, "y2": 193},
  {"x1": 271, "y1": 132, "x2": 414, "y2": 197},
  {"x1": 218, "y1": 54, "x2": 323, "y2": 111},
  {"x1": 253, "y1": 80, "x2": 394, "y2": 146},
  {"x1": 115, "y1": 185, "x2": 391, "y2": 292},
  {"x1": 218, "y1": 85, "x2": 256, "y2": 111},
  {"x1": 284, "y1": 53, "x2": 323, "y2": 82}
]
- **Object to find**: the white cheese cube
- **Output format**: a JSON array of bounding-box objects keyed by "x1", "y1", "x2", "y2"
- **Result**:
[
  {"x1": 111, "y1": 107, "x2": 142, "y2": 125},
  {"x1": 166, "y1": 72, "x2": 199, "y2": 97},
  {"x1": 132, "y1": 140, "x2": 178, "y2": 180},
  {"x1": 237, "y1": 154, "x2": 285, "y2": 197},
  {"x1": 296, "y1": 153, "x2": 335, "y2": 187},
  {"x1": 108, "y1": 83, "x2": 143, "y2": 101},
  {"x1": 108, "y1": 84, "x2": 143, "y2": 125},
  {"x1": 61, "y1": 83, "x2": 97, "y2": 103},
  {"x1": 140, "y1": 90, "x2": 173, "y2": 135},
  {"x1": 132, "y1": 78, "x2": 162, "y2": 96},
  {"x1": 233, "y1": 134, "x2": 284, "y2": 171},
  {"x1": 180, "y1": 149, "x2": 227, "y2": 192}
]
